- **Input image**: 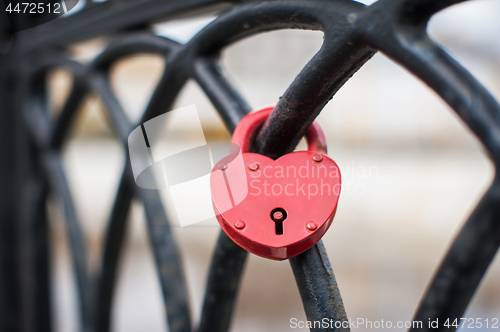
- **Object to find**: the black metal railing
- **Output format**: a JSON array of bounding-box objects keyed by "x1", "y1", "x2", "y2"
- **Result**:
[{"x1": 1, "y1": 0, "x2": 499, "y2": 331}]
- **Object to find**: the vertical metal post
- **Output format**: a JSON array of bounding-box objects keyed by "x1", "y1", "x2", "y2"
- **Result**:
[
  {"x1": 17, "y1": 142, "x2": 52, "y2": 332},
  {"x1": 1, "y1": 42, "x2": 52, "y2": 332},
  {"x1": 0, "y1": 50, "x2": 22, "y2": 332}
]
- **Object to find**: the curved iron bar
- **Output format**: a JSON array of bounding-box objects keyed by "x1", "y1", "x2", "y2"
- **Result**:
[
  {"x1": 92, "y1": 37, "x2": 252, "y2": 332},
  {"x1": 90, "y1": 38, "x2": 193, "y2": 332},
  {"x1": 50, "y1": 65, "x2": 89, "y2": 150},
  {"x1": 17, "y1": 0, "x2": 237, "y2": 51},
  {"x1": 189, "y1": 2, "x2": 371, "y2": 329},
  {"x1": 197, "y1": 232, "x2": 248, "y2": 332},
  {"x1": 289, "y1": 242, "x2": 349, "y2": 332},
  {"x1": 192, "y1": 0, "x2": 500, "y2": 330},
  {"x1": 192, "y1": 57, "x2": 252, "y2": 132},
  {"x1": 94, "y1": 167, "x2": 134, "y2": 332},
  {"x1": 246, "y1": 0, "x2": 500, "y2": 330},
  {"x1": 21, "y1": 56, "x2": 93, "y2": 330},
  {"x1": 353, "y1": 0, "x2": 500, "y2": 330},
  {"x1": 43, "y1": 152, "x2": 93, "y2": 330},
  {"x1": 20, "y1": 34, "x2": 194, "y2": 332}
]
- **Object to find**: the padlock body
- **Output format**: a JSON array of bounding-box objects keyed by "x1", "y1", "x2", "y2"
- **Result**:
[{"x1": 210, "y1": 150, "x2": 341, "y2": 260}]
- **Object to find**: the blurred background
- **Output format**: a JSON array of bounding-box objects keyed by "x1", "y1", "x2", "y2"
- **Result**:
[{"x1": 45, "y1": 0, "x2": 500, "y2": 331}]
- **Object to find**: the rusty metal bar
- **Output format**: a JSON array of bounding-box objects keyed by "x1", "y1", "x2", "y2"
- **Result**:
[{"x1": 290, "y1": 242, "x2": 349, "y2": 332}]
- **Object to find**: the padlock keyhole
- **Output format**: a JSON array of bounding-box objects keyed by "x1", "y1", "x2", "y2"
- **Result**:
[{"x1": 271, "y1": 208, "x2": 287, "y2": 235}]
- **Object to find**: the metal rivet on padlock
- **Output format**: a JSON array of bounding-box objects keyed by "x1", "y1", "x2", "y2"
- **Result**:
[
  {"x1": 312, "y1": 154, "x2": 323, "y2": 163},
  {"x1": 248, "y1": 162, "x2": 259, "y2": 171},
  {"x1": 306, "y1": 221, "x2": 318, "y2": 231},
  {"x1": 234, "y1": 220, "x2": 246, "y2": 229},
  {"x1": 210, "y1": 106, "x2": 341, "y2": 260}
]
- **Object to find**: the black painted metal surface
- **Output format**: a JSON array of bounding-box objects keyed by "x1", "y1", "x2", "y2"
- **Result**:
[
  {"x1": 1, "y1": 0, "x2": 499, "y2": 332},
  {"x1": 0, "y1": 51, "x2": 22, "y2": 332}
]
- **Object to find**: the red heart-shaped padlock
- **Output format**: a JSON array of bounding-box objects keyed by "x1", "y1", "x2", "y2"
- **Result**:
[{"x1": 210, "y1": 107, "x2": 341, "y2": 260}]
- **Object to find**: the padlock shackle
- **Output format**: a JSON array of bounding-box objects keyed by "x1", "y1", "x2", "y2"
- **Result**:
[
  {"x1": 232, "y1": 106, "x2": 327, "y2": 155},
  {"x1": 306, "y1": 121, "x2": 328, "y2": 154}
]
